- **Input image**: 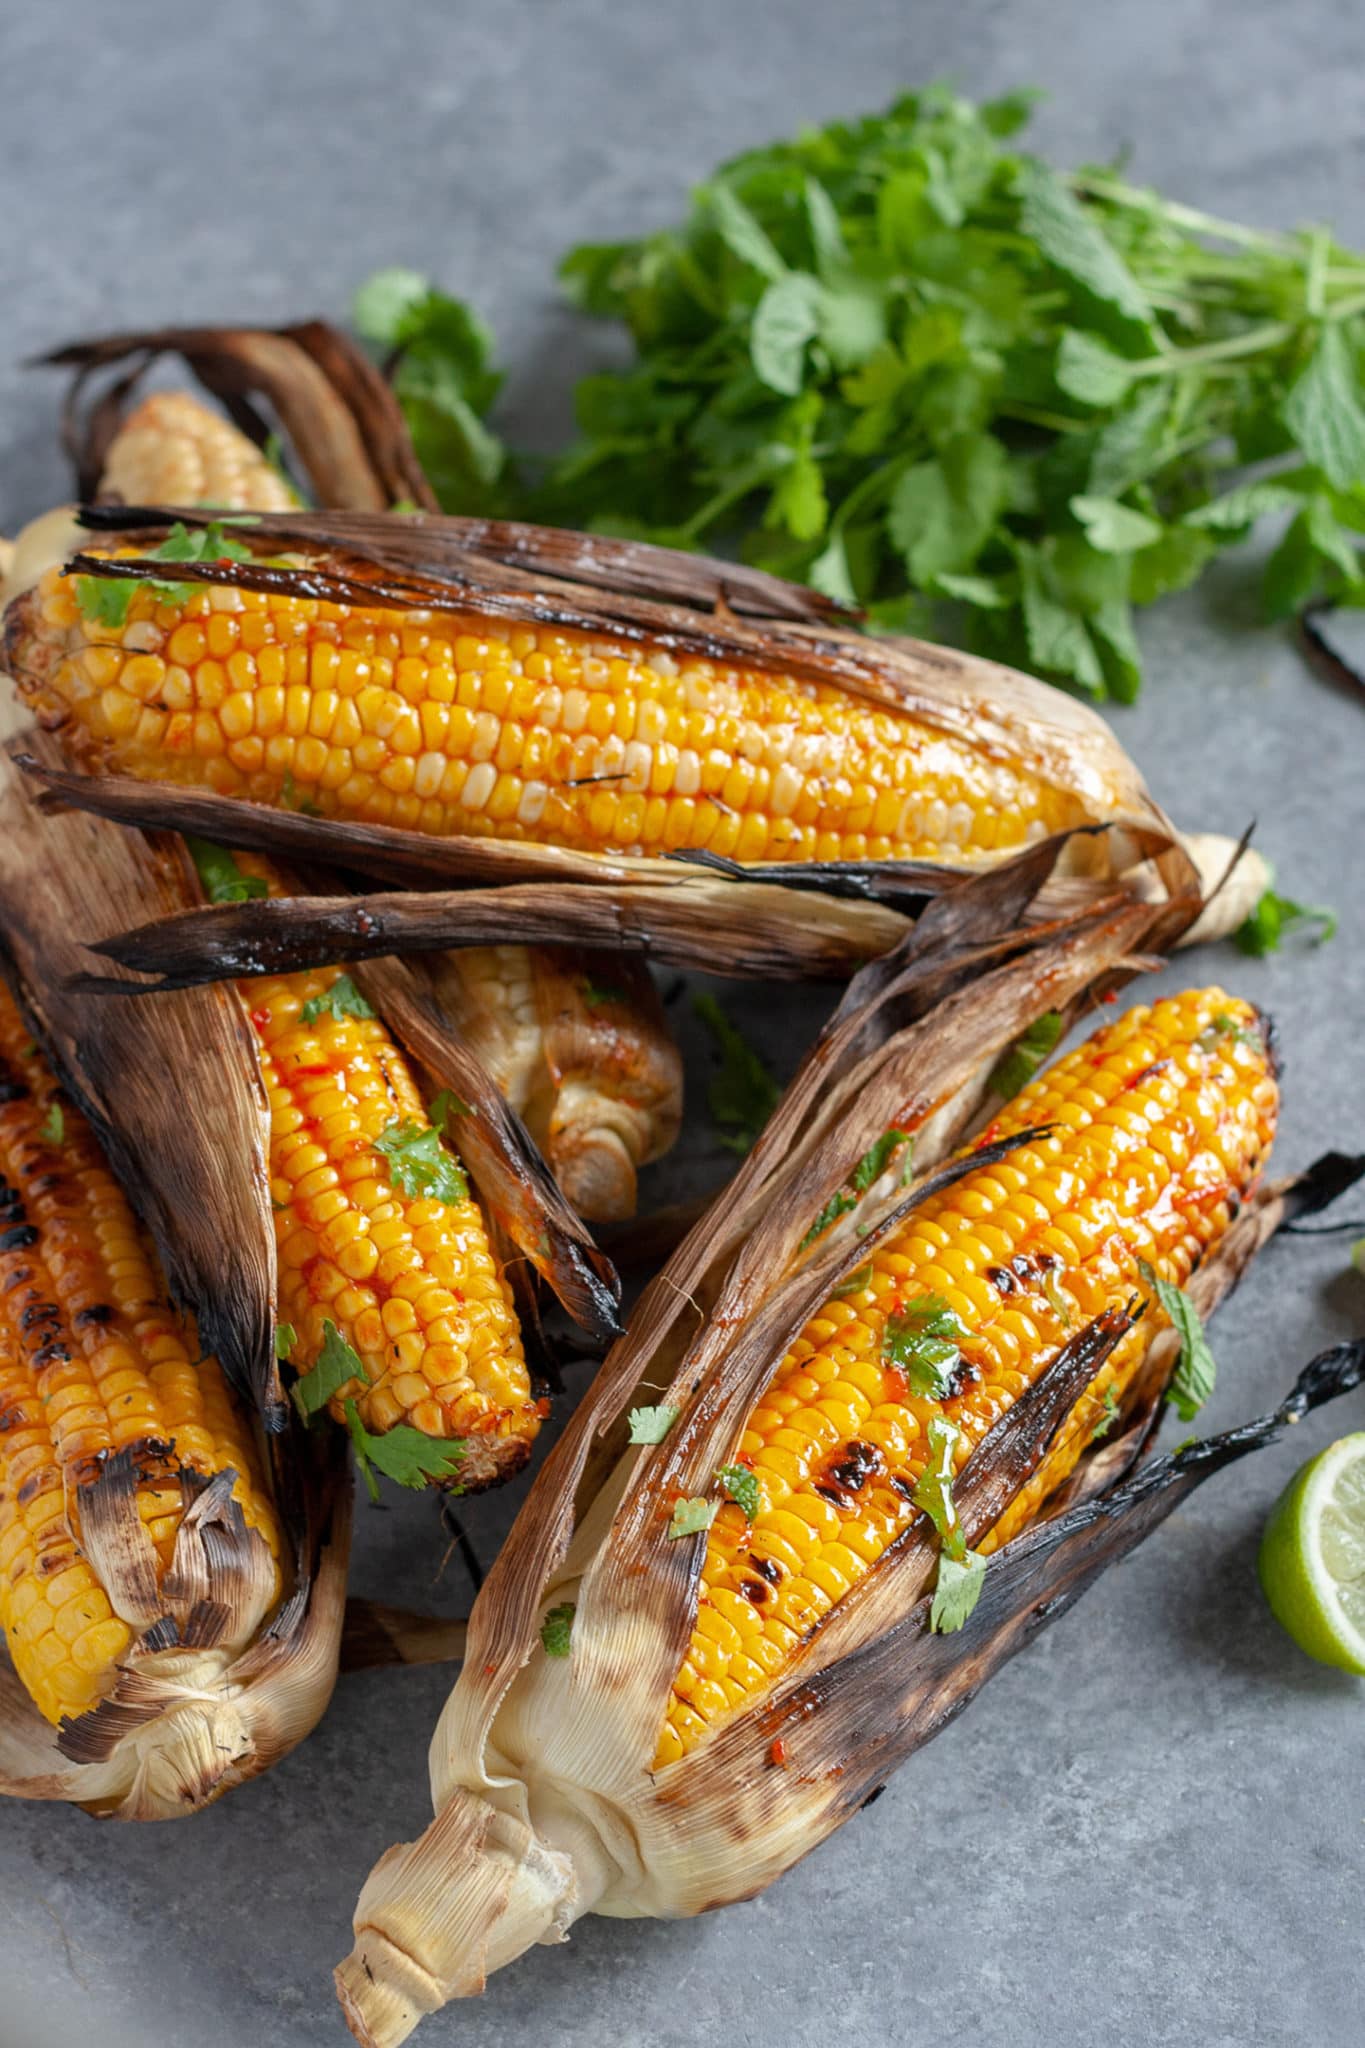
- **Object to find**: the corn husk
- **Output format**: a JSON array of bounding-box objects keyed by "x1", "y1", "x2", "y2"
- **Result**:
[{"x1": 327, "y1": 857, "x2": 1360, "y2": 2041}]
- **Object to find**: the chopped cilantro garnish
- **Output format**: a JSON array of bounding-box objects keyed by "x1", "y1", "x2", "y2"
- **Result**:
[
  {"x1": 38, "y1": 1102, "x2": 63, "y2": 1146},
  {"x1": 428, "y1": 1088, "x2": 473, "y2": 1132},
  {"x1": 540, "y1": 1601, "x2": 576, "y2": 1656},
  {"x1": 300, "y1": 974, "x2": 376, "y2": 1026},
  {"x1": 344, "y1": 1398, "x2": 467, "y2": 1502},
  {"x1": 668, "y1": 1495, "x2": 718, "y2": 1540},
  {"x1": 274, "y1": 1323, "x2": 297, "y2": 1361},
  {"x1": 989, "y1": 1011, "x2": 1064, "y2": 1101},
  {"x1": 692, "y1": 992, "x2": 780, "y2": 1155},
  {"x1": 1196, "y1": 1013, "x2": 1260, "y2": 1054},
  {"x1": 75, "y1": 576, "x2": 135, "y2": 628},
  {"x1": 1090, "y1": 1385, "x2": 1122, "y2": 1442},
  {"x1": 291, "y1": 1319, "x2": 367, "y2": 1421},
  {"x1": 1236, "y1": 887, "x2": 1336, "y2": 957},
  {"x1": 717, "y1": 1463, "x2": 760, "y2": 1519},
  {"x1": 582, "y1": 980, "x2": 628, "y2": 1007},
  {"x1": 800, "y1": 1127, "x2": 914, "y2": 1249},
  {"x1": 628, "y1": 1403, "x2": 680, "y2": 1444},
  {"x1": 832, "y1": 1263, "x2": 874, "y2": 1299},
  {"x1": 374, "y1": 1118, "x2": 468, "y2": 1204},
  {"x1": 884, "y1": 1293, "x2": 967, "y2": 1398},
  {"x1": 929, "y1": 1546, "x2": 987, "y2": 1634},
  {"x1": 1138, "y1": 1260, "x2": 1218, "y2": 1422},
  {"x1": 187, "y1": 838, "x2": 268, "y2": 905}
]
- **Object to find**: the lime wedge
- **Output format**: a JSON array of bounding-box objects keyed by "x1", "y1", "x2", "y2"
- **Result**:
[{"x1": 1258, "y1": 1432, "x2": 1365, "y2": 1674}]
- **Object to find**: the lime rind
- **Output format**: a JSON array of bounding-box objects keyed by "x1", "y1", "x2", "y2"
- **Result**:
[{"x1": 1259, "y1": 1432, "x2": 1365, "y2": 1675}]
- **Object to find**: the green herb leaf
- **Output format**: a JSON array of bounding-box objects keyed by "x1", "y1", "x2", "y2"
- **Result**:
[
  {"x1": 716, "y1": 1463, "x2": 760, "y2": 1519},
  {"x1": 186, "y1": 838, "x2": 268, "y2": 905},
  {"x1": 274, "y1": 1323, "x2": 297, "y2": 1361},
  {"x1": 708, "y1": 184, "x2": 787, "y2": 281},
  {"x1": 582, "y1": 980, "x2": 629, "y2": 1008},
  {"x1": 1138, "y1": 1260, "x2": 1218, "y2": 1423},
  {"x1": 1352, "y1": 1239, "x2": 1365, "y2": 1275},
  {"x1": 668, "y1": 1495, "x2": 719, "y2": 1540},
  {"x1": 628, "y1": 1403, "x2": 680, "y2": 1444},
  {"x1": 928, "y1": 1545, "x2": 987, "y2": 1633},
  {"x1": 540, "y1": 1601, "x2": 575, "y2": 1657},
  {"x1": 1195, "y1": 1013, "x2": 1261, "y2": 1054},
  {"x1": 292, "y1": 1319, "x2": 368, "y2": 1421},
  {"x1": 832, "y1": 1263, "x2": 874, "y2": 1299},
  {"x1": 39, "y1": 1102, "x2": 63, "y2": 1145},
  {"x1": 75, "y1": 576, "x2": 134, "y2": 627},
  {"x1": 692, "y1": 993, "x2": 780, "y2": 1155},
  {"x1": 427, "y1": 1089, "x2": 474, "y2": 1133},
  {"x1": 344, "y1": 1399, "x2": 467, "y2": 1498},
  {"x1": 1091, "y1": 1385, "x2": 1122, "y2": 1442},
  {"x1": 751, "y1": 274, "x2": 822, "y2": 396},
  {"x1": 1015, "y1": 158, "x2": 1156, "y2": 343},
  {"x1": 912, "y1": 1413, "x2": 968, "y2": 1560},
  {"x1": 300, "y1": 974, "x2": 376, "y2": 1026},
  {"x1": 886, "y1": 1295, "x2": 967, "y2": 1399},
  {"x1": 989, "y1": 1010, "x2": 1064, "y2": 1100},
  {"x1": 1281, "y1": 324, "x2": 1365, "y2": 491},
  {"x1": 1069, "y1": 494, "x2": 1163, "y2": 553},
  {"x1": 851, "y1": 1127, "x2": 914, "y2": 1192},
  {"x1": 374, "y1": 1118, "x2": 468, "y2": 1204},
  {"x1": 1235, "y1": 888, "x2": 1337, "y2": 956}
]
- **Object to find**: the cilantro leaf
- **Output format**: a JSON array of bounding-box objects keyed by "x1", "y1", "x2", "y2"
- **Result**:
[
  {"x1": 292, "y1": 1319, "x2": 368, "y2": 1421},
  {"x1": 928, "y1": 1546, "x2": 987, "y2": 1633},
  {"x1": 692, "y1": 993, "x2": 780, "y2": 1155},
  {"x1": 912, "y1": 1413, "x2": 968, "y2": 1558},
  {"x1": 274, "y1": 1323, "x2": 297, "y2": 1361},
  {"x1": 1091, "y1": 1385, "x2": 1122, "y2": 1442},
  {"x1": 1138, "y1": 1261, "x2": 1218, "y2": 1423},
  {"x1": 629, "y1": 1404, "x2": 680, "y2": 1444},
  {"x1": 884, "y1": 1294, "x2": 967, "y2": 1399},
  {"x1": 428, "y1": 1088, "x2": 473, "y2": 1132},
  {"x1": 300, "y1": 974, "x2": 376, "y2": 1026},
  {"x1": 186, "y1": 839, "x2": 268, "y2": 905},
  {"x1": 540, "y1": 1602, "x2": 575, "y2": 1657},
  {"x1": 989, "y1": 1010, "x2": 1063, "y2": 1100},
  {"x1": 1281, "y1": 324, "x2": 1365, "y2": 491},
  {"x1": 39, "y1": 1102, "x2": 63, "y2": 1146},
  {"x1": 668, "y1": 1496, "x2": 718, "y2": 1540},
  {"x1": 374, "y1": 1118, "x2": 468, "y2": 1203},
  {"x1": 344, "y1": 1399, "x2": 467, "y2": 1500},
  {"x1": 1195, "y1": 1013, "x2": 1261, "y2": 1054},
  {"x1": 800, "y1": 1127, "x2": 913, "y2": 1249},
  {"x1": 716, "y1": 1463, "x2": 760, "y2": 1520},
  {"x1": 751, "y1": 274, "x2": 822, "y2": 396},
  {"x1": 1235, "y1": 888, "x2": 1337, "y2": 956},
  {"x1": 75, "y1": 576, "x2": 134, "y2": 628}
]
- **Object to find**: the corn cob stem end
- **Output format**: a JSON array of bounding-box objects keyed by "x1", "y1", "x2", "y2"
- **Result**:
[{"x1": 337, "y1": 1790, "x2": 601, "y2": 2046}]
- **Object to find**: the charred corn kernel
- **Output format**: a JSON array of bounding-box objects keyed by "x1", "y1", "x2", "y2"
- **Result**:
[
  {"x1": 23, "y1": 567, "x2": 1089, "y2": 863},
  {"x1": 96, "y1": 392, "x2": 298, "y2": 514},
  {"x1": 237, "y1": 859, "x2": 536, "y2": 1453},
  {"x1": 0, "y1": 990, "x2": 279, "y2": 1726},
  {"x1": 658, "y1": 988, "x2": 1277, "y2": 1762}
]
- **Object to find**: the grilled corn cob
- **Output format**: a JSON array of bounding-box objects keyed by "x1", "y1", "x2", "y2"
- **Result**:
[
  {"x1": 0, "y1": 984, "x2": 280, "y2": 1727},
  {"x1": 657, "y1": 985, "x2": 1275, "y2": 1761},
  {"x1": 335, "y1": 985, "x2": 1280, "y2": 2044},
  {"x1": 233, "y1": 853, "x2": 539, "y2": 1483},
  {"x1": 75, "y1": 394, "x2": 684, "y2": 1220},
  {"x1": 15, "y1": 564, "x2": 1095, "y2": 862}
]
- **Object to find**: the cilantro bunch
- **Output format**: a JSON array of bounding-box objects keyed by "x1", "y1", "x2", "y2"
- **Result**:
[{"x1": 360, "y1": 84, "x2": 1365, "y2": 700}]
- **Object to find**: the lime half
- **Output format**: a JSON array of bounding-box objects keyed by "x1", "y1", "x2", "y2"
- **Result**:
[{"x1": 1259, "y1": 1432, "x2": 1365, "y2": 1674}]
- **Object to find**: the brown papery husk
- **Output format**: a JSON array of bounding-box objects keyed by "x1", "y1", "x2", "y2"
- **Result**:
[
  {"x1": 329, "y1": 846, "x2": 1245, "y2": 2042},
  {"x1": 0, "y1": 1423, "x2": 351, "y2": 1820},
  {"x1": 0, "y1": 728, "x2": 284, "y2": 1421},
  {"x1": 60, "y1": 498, "x2": 1196, "y2": 907}
]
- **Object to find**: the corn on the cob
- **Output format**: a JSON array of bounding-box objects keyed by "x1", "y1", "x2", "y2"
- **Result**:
[
  {"x1": 656, "y1": 985, "x2": 1275, "y2": 1762},
  {"x1": 335, "y1": 982, "x2": 1285, "y2": 2046},
  {"x1": 16, "y1": 567, "x2": 1090, "y2": 862},
  {"x1": 98, "y1": 391, "x2": 298, "y2": 515},
  {"x1": 233, "y1": 854, "x2": 539, "y2": 1478},
  {"x1": 0, "y1": 985, "x2": 280, "y2": 1727}
]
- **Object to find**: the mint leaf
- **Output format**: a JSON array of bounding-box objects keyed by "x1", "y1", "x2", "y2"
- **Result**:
[
  {"x1": 1070, "y1": 495, "x2": 1163, "y2": 553},
  {"x1": 1138, "y1": 1261, "x2": 1218, "y2": 1423},
  {"x1": 1016, "y1": 159, "x2": 1155, "y2": 342},
  {"x1": 300, "y1": 974, "x2": 375, "y2": 1026},
  {"x1": 374, "y1": 1118, "x2": 468, "y2": 1204},
  {"x1": 1054, "y1": 330, "x2": 1137, "y2": 407}
]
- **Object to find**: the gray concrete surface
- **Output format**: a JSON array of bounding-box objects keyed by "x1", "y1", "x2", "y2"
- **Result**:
[{"x1": 2, "y1": 3, "x2": 1364, "y2": 2044}]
